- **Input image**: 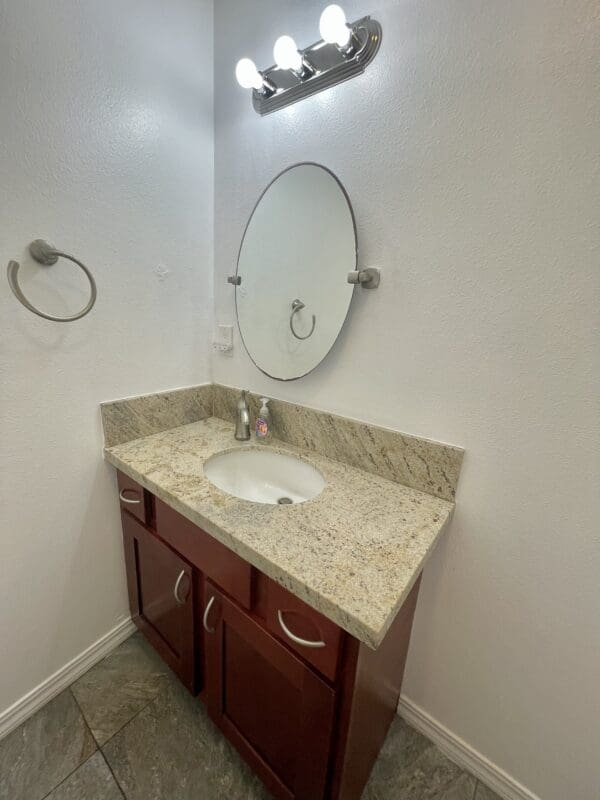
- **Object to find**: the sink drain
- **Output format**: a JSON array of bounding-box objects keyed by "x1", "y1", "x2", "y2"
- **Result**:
[{"x1": 277, "y1": 496, "x2": 293, "y2": 505}]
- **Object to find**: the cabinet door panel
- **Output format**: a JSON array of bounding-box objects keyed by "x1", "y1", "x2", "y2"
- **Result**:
[
  {"x1": 224, "y1": 626, "x2": 301, "y2": 790},
  {"x1": 121, "y1": 510, "x2": 196, "y2": 693},
  {"x1": 203, "y1": 582, "x2": 335, "y2": 800}
]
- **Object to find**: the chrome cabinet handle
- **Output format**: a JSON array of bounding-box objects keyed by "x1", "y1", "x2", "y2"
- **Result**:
[
  {"x1": 289, "y1": 299, "x2": 316, "y2": 340},
  {"x1": 173, "y1": 570, "x2": 188, "y2": 605},
  {"x1": 119, "y1": 489, "x2": 142, "y2": 505},
  {"x1": 203, "y1": 596, "x2": 216, "y2": 633},
  {"x1": 277, "y1": 609, "x2": 326, "y2": 649}
]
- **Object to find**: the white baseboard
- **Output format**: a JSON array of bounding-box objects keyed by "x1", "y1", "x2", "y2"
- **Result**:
[
  {"x1": 397, "y1": 695, "x2": 541, "y2": 800},
  {"x1": 0, "y1": 617, "x2": 136, "y2": 741}
]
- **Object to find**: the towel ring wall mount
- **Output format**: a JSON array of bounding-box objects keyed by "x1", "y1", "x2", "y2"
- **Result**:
[{"x1": 7, "y1": 239, "x2": 97, "y2": 322}]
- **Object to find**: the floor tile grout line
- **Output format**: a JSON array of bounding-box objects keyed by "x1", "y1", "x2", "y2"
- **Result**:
[
  {"x1": 68, "y1": 651, "x2": 171, "y2": 750},
  {"x1": 97, "y1": 682, "x2": 168, "y2": 750},
  {"x1": 38, "y1": 750, "x2": 98, "y2": 800},
  {"x1": 69, "y1": 684, "x2": 152, "y2": 751},
  {"x1": 98, "y1": 749, "x2": 128, "y2": 800},
  {"x1": 68, "y1": 687, "x2": 130, "y2": 799},
  {"x1": 35, "y1": 688, "x2": 100, "y2": 800},
  {"x1": 68, "y1": 687, "x2": 102, "y2": 748},
  {"x1": 32, "y1": 646, "x2": 168, "y2": 800}
]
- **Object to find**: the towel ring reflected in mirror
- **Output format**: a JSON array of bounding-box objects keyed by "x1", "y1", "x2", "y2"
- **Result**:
[{"x1": 289, "y1": 299, "x2": 316, "y2": 340}]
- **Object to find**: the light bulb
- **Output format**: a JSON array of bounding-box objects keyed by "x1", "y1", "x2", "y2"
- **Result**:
[
  {"x1": 235, "y1": 58, "x2": 263, "y2": 90},
  {"x1": 319, "y1": 4, "x2": 351, "y2": 48},
  {"x1": 273, "y1": 35, "x2": 303, "y2": 72}
]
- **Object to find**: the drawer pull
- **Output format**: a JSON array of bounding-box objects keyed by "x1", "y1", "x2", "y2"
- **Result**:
[
  {"x1": 119, "y1": 489, "x2": 142, "y2": 505},
  {"x1": 277, "y1": 610, "x2": 326, "y2": 649},
  {"x1": 173, "y1": 570, "x2": 188, "y2": 605},
  {"x1": 203, "y1": 595, "x2": 216, "y2": 633}
]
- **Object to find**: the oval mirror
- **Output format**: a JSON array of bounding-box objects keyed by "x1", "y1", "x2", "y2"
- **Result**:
[{"x1": 235, "y1": 163, "x2": 356, "y2": 381}]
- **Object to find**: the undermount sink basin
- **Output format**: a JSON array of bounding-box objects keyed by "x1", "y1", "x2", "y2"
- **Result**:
[{"x1": 203, "y1": 447, "x2": 325, "y2": 505}]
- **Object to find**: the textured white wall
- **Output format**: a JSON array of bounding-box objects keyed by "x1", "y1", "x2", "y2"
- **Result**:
[
  {"x1": 213, "y1": 2, "x2": 600, "y2": 798},
  {"x1": 0, "y1": 0, "x2": 213, "y2": 715}
]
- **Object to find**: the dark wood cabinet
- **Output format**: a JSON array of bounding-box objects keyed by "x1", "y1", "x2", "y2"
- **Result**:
[
  {"x1": 116, "y1": 470, "x2": 421, "y2": 800},
  {"x1": 121, "y1": 509, "x2": 196, "y2": 692},
  {"x1": 203, "y1": 581, "x2": 336, "y2": 800}
]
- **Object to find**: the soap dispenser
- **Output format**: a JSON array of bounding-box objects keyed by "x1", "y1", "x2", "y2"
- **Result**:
[{"x1": 255, "y1": 398, "x2": 271, "y2": 440}]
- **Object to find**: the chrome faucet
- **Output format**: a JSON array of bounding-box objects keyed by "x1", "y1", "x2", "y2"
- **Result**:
[{"x1": 234, "y1": 390, "x2": 251, "y2": 440}]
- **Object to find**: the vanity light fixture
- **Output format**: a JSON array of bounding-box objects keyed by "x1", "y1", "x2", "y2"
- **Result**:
[
  {"x1": 273, "y1": 36, "x2": 316, "y2": 80},
  {"x1": 319, "y1": 4, "x2": 355, "y2": 54},
  {"x1": 235, "y1": 4, "x2": 382, "y2": 115},
  {"x1": 235, "y1": 58, "x2": 276, "y2": 97}
]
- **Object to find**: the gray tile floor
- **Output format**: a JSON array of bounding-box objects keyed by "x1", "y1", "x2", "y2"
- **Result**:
[{"x1": 0, "y1": 633, "x2": 502, "y2": 800}]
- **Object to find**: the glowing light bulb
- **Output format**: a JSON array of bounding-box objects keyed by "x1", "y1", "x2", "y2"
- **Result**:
[
  {"x1": 319, "y1": 4, "x2": 351, "y2": 48},
  {"x1": 235, "y1": 58, "x2": 263, "y2": 90},
  {"x1": 273, "y1": 36, "x2": 303, "y2": 72}
]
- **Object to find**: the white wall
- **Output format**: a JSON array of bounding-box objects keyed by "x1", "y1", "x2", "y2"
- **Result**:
[
  {"x1": 213, "y1": 2, "x2": 600, "y2": 798},
  {"x1": 0, "y1": 0, "x2": 213, "y2": 716}
]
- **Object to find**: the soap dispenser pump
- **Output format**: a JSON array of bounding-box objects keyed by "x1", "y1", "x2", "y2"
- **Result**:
[{"x1": 255, "y1": 398, "x2": 271, "y2": 440}]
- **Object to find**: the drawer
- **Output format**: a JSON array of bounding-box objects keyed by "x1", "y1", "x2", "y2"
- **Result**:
[
  {"x1": 117, "y1": 471, "x2": 150, "y2": 525},
  {"x1": 155, "y1": 499, "x2": 251, "y2": 609},
  {"x1": 258, "y1": 574, "x2": 343, "y2": 682}
]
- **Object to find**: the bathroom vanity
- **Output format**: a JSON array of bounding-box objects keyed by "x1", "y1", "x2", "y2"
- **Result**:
[
  {"x1": 117, "y1": 472, "x2": 419, "y2": 799},
  {"x1": 103, "y1": 395, "x2": 463, "y2": 800},
  {"x1": 101, "y1": 155, "x2": 464, "y2": 800}
]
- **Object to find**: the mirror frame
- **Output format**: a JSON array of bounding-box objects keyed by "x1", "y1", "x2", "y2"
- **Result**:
[{"x1": 234, "y1": 162, "x2": 358, "y2": 381}]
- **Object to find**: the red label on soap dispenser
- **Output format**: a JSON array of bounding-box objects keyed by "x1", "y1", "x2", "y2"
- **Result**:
[{"x1": 256, "y1": 418, "x2": 268, "y2": 438}]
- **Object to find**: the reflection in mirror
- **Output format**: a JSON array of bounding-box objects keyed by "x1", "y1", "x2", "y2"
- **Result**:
[{"x1": 236, "y1": 163, "x2": 356, "y2": 381}]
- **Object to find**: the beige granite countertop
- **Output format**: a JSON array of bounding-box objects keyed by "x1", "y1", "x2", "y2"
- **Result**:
[{"x1": 105, "y1": 417, "x2": 455, "y2": 649}]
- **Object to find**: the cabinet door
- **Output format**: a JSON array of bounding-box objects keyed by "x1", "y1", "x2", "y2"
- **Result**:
[
  {"x1": 121, "y1": 510, "x2": 196, "y2": 693},
  {"x1": 203, "y1": 582, "x2": 335, "y2": 800}
]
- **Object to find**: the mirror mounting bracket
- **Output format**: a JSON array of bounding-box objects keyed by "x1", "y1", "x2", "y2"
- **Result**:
[{"x1": 347, "y1": 267, "x2": 380, "y2": 289}]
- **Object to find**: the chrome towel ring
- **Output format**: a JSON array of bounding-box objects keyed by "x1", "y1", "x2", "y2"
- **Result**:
[
  {"x1": 289, "y1": 298, "x2": 316, "y2": 340},
  {"x1": 7, "y1": 239, "x2": 97, "y2": 322}
]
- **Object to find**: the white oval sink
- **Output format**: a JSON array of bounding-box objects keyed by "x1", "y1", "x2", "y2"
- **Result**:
[{"x1": 204, "y1": 447, "x2": 325, "y2": 505}]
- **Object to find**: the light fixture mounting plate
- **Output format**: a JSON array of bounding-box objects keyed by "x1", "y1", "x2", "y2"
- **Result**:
[{"x1": 252, "y1": 16, "x2": 382, "y2": 116}]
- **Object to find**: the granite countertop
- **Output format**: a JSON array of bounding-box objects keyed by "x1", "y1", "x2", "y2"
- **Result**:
[{"x1": 105, "y1": 416, "x2": 454, "y2": 649}]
